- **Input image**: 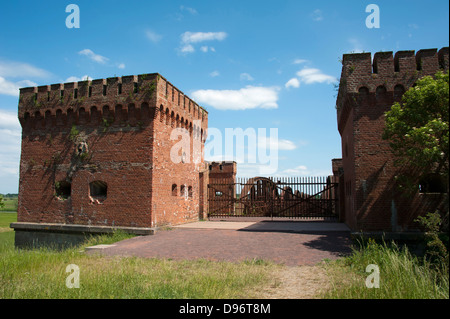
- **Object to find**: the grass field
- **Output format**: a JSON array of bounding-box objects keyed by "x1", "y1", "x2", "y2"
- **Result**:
[
  {"x1": 1, "y1": 212, "x2": 448, "y2": 299},
  {"x1": 0, "y1": 195, "x2": 17, "y2": 212},
  {"x1": 0, "y1": 213, "x2": 280, "y2": 299},
  {"x1": 323, "y1": 240, "x2": 449, "y2": 299}
]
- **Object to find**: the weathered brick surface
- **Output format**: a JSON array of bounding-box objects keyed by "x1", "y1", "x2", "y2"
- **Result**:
[
  {"x1": 17, "y1": 73, "x2": 208, "y2": 228},
  {"x1": 336, "y1": 47, "x2": 449, "y2": 231},
  {"x1": 206, "y1": 161, "x2": 237, "y2": 216}
]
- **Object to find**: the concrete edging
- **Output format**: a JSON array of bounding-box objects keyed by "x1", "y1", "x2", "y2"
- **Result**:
[{"x1": 10, "y1": 222, "x2": 156, "y2": 236}]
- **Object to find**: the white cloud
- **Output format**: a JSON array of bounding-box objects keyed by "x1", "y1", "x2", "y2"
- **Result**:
[
  {"x1": 200, "y1": 46, "x2": 216, "y2": 53},
  {"x1": 283, "y1": 165, "x2": 309, "y2": 175},
  {"x1": 78, "y1": 49, "x2": 109, "y2": 64},
  {"x1": 293, "y1": 59, "x2": 308, "y2": 65},
  {"x1": 0, "y1": 77, "x2": 36, "y2": 97},
  {"x1": 296, "y1": 68, "x2": 336, "y2": 84},
  {"x1": 180, "y1": 5, "x2": 197, "y2": 15},
  {"x1": 240, "y1": 73, "x2": 254, "y2": 81},
  {"x1": 145, "y1": 30, "x2": 162, "y2": 43},
  {"x1": 181, "y1": 31, "x2": 227, "y2": 44},
  {"x1": 0, "y1": 109, "x2": 21, "y2": 193},
  {"x1": 311, "y1": 9, "x2": 323, "y2": 21},
  {"x1": 285, "y1": 78, "x2": 300, "y2": 89},
  {"x1": 209, "y1": 71, "x2": 220, "y2": 77},
  {"x1": 0, "y1": 59, "x2": 50, "y2": 96},
  {"x1": 179, "y1": 31, "x2": 227, "y2": 54},
  {"x1": 0, "y1": 109, "x2": 20, "y2": 131},
  {"x1": 258, "y1": 135, "x2": 297, "y2": 151},
  {"x1": 191, "y1": 86, "x2": 279, "y2": 110},
  {"x1": 0, "y1": 60, "x2": 51, "y2": 78},
  {"x1": 181, "y1": 44, "x2": 195, "y2": 53},
  {"x1": 65, "y1": 75, "x2": 92, "y2": 83},
  {"x1": 278, "y1": 165, "x2": 331, "y2": 177},
  {"x1": 118, "y1": 63, "x2": 126, "y2": 69}
]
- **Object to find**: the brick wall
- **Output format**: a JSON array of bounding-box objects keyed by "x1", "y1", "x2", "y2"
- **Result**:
[
  {"x1": 336, "y1": 47, "x2": 449, "y2": 231},
  {"x1": 17, "y1": 73, "x2": 208, "y2": 229},
  {"x1": 206, "y1": 161, "x2": 237, "y2": 216}
]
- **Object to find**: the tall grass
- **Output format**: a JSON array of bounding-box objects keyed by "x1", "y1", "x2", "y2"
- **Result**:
[
  {"x1": 324, "y1": 239, "x2": 449, "y2": 299},
  {"x1": 0, "y1": 230, "x2": 275, "y2": 299}
]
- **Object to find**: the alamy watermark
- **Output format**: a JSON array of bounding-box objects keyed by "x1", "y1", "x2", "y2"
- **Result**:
[
  {"x1": 66, "y1": 4, "x2": 80, "y2": 29},
  {"x1": 365, "y1": 264, "x2": 380, "y2": 288},
  {"x1": 169, "y1": 122, "x2": 280, "y2": 175},
  {"x1": 365, "y1": 4, "x2": 380, "y2": 29},
  {"x1": 66, "y1": 264, "x2": 80, "y2": 288}
]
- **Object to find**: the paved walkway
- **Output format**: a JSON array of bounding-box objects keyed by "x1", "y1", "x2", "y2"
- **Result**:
[{"x1": 86, "y1": 221, "x2": 353, "y2": 266}]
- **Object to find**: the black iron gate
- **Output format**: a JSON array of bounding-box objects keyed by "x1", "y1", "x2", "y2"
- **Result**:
[{"x1": 208, "y1": 176, "x2": 339, "y2": 220}]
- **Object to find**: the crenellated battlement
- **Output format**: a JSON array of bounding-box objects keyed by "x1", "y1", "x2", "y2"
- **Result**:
[
  {"x1": 18, "y1": 73, "x2": 208, "y2": 133},
  {"x1": 207, "y1": 161, "x2": 237, "y2": 175},
  {"x1": 338, "y1": 47, "x2": 448, "y2": 93},
  {"x1": 336, "y1": 47, "x2": 448, "y2": 133}
]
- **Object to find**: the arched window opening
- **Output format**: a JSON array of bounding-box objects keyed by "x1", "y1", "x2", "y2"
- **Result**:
[
  {"x1": 358, "y1": 86, "x2": 369, "y2": 95},
  {"x1": 160, "y1": 105, "x2": 164, "y2": 122}
]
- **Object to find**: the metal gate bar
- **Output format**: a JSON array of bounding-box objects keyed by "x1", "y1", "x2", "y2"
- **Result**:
[{"x1": 207, "y1": 176, "x2": 339, "y2": 220}]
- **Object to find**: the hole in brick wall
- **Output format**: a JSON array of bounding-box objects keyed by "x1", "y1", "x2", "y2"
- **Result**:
[
  {"x1": 165, "y1": 109, "x2": 170, "y2": 125},
  {"x1": 118, "y1": 83, "x2": 122, "y2": 95},
  {"x1": 180, "y1": 185, "x2": 186, "y2": 197},
  {"x1": 416, "y1": 59, "x2": 422, "y2": 71},
  {"x1": 74, "y1": 88, "x2": 78, "y2": 99},
  {"x1": 160, "y1": 105, "x2": 164, "y2": 122},
  {"x1": 188, "y1": 186, "x2": 193, "y2": 198},
  {"x1": 103, "y1": 85, "x2": 107, "y2": 96},
  {"x1": 215, "y1": 191, "x2": 223, "y2": 197},
  {"x1": 358, "y1": 86, "x2": 369, "y2": 95},
  {"x1": 88, "y1": 86, "x2": 92, "y2": 97},
  {"x1": 90, "y1": 181, "x2": 107, "y2": 201},
  {"x1": 419, "y1": 174, "x2": 446, "y2": 194},
  {"x1": 60, "y1": 90, "x2": 64, "y2": 98},
  {"x1": 133, "y1": 82, "x2": 139, "y2": 94},
  {"x1": 172, "y1": 184, "x2": 177, "y2": 196},
  {"x1": 55, "y1": 181, "x2": 71, "y2": 200}
]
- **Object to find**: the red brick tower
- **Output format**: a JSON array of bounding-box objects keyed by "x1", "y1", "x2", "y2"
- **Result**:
[
  {"x1": 14, "y1": 73, "x2": 208, "y2": 246},
  {"x1": 336, "y1": 47, "x2": 448, "y2": 232}
]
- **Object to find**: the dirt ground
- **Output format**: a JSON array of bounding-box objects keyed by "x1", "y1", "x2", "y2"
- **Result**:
[{"x1": 256, "y1": 264, "x2": 332, "y2": 299}]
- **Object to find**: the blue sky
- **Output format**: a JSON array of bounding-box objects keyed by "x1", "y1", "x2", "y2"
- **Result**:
[{"x1": 0, "y1": 0, "x2": 448, "y2": 193}]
